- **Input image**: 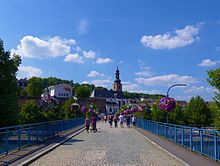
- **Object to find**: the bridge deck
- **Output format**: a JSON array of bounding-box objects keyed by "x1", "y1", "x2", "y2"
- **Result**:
[{"x1": 30, "y1": 122, "x2": 186, "y2": 166}]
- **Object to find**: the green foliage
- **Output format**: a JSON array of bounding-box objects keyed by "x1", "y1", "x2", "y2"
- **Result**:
[
  {"x1": 42, "y1": 105, "x2": 63, "y2": 121},
  {"x1": 20, "y1": 88, "x2": 28, "y2": 96},
  {"x1": 151, "y1": 102, "x2": 166, "y2": 122},
  {"x1": 185, "y1": 96, "x2": 211, "y2": 127},
  {"x1": 123, "y1": 91, "x2": 165, "y2": 100},
  {"x1": 168, "y1": 105, "x2": 185, "y2": 125},
  {"x1": 207, "y1": 68, "x2": 220, "y2": 106},
  {"x1": 62, "y1": 98, "x2": 76, "y2": 119},
  {"x1": 19, "y1": 100, "x2": 44, "y2": 124},
  {"x1": 0, "y1": 39, "x2": 21, "y2": 127},
  {"x1": 75, "y1": 84, "x2": 93, "y2": 98},
  {"x1": 208, "y1": 102, "x2": 220, "y2": 130},
  {"x1": 27, "y1": 77, "x2": 44, "y2": 97}
]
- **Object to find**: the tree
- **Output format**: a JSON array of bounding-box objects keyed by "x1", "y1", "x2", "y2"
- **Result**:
[
  {"x1": 151, "y1": 102, "x2": 166, "y2": 122},
  {"x1": 20, "y1": 88, "x2": 28, "y2": 96},
  {"x1": 75, "y1": 85, "x2": 92, "y2": 98},
  {"x1": 0, "y1": 39, "x2": 21, "y2": 127},
  {"x1": 27, "y1": 77, "x2": 44, "y2": 97},
  {"x1": 62, "y1": 98, "x2": 76, "y2": 119},
  {"x1": 207, "y1": 68, "x2": 220, "y2": 106},
  {"x1": 185, "y1": 96, "x2": 211, "y2": 127},
  {"x1": 19, "y1": 100, "x2": 44, "y2": 124},
  {"x1": 168, "y1": 104, "x2": 185, "y2": 125}
]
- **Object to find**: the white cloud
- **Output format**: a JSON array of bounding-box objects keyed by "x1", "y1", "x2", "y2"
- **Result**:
[
  {"x1": 96, "y1": 57, "x2": 113, "y2": 64},
  {"x1": 91, "y1": 79, "x2": 112, "y2": 88},
  {"x1": 185, "y1": 86, "x2": 218, "y2": 94},
  {"x1": 135, "y1": 59, "x2": 153, "y2": 77},
  {"x1": 87, "y1": 71, "x2": 104, "y2": 77},
  {"x1": 141, "y1": 25, "x2": 200, "y2": 49},
  {"x1": 78, "y1": 20, "x2": 88, "y2": 34},
  {"x1": 12, "y1": 36, "x2": 76, "y2": 58},
  {"x1": 123, "y1": 83, "x2": 141, "y2": 91},
  {"x1": 83, "y1": 50, "x2": 96, "y2": 59},
  {"x1": 198, "y1": 59, "x2": 218, "y2": 67},
  {"x1": 135, "y1": 74, "x2": 197, "y2": 86},
  {"x1": 64, "y1": 53, "x2": 84, "y2": 64},
  {"x1": 17, "y1": 65, "x2": 42, "y2": 79},
  {"x1": 81, "y1": 81, "x2": 89, "y2": 84}
]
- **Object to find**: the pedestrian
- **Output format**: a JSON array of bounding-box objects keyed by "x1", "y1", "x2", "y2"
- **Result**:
[
  {"x1": 109, "y1": 115, "x2": 113, "y2": 127},
  {"x1": 85, "y1": 116, "x2": 90, "y2": 133},
  {"x1": 126, "y1": 115, "x2": 131, "y2": 128},
  {"x1": 104, "y1": 115, "x2": 107, "y2": 123},
  {"x1": 91, "y1": 115, "x2": 97, "y2": 132},
  {"x1": 114, "y1": 115, "x2": 118, "y2": 128},
  {"x1": 132, "y1": 115, "x2": 136, "y2": 127},
  {"x1": 119, "y1": 114, "x2": 124, "y2": 127}
]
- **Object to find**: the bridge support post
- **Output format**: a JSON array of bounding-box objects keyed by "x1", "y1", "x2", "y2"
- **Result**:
[
  {"x1": 200, "y1": 130, "x2": 203, "y2": 154},
  {"x1": 214, "y1": 132, "x2": 217, "y2": 160},
  {"x1": 18, "y1": 127, "x2": 21, "y2": 150},
  {"x1": 189, "y1": 128, "x2": 192, "y2": 150}
]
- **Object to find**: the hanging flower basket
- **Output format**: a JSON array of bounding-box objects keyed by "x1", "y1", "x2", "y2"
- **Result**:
[
  {"x1": 71, "y1": 103, "x2": 80, "y2": 112},
  {"x1": 81, "y1": 105, "x2": 87, "y2": 113},
  {"x1": 158, "y1": 97, "x2": 176, "y2": 112}
]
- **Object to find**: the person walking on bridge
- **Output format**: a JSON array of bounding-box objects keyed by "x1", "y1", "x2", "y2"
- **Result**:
[
  {"x1": 119, "y1": 114, "x2": 124, "y2": 127},
  {"x1": 85, "y1": 116, "x2": 90, "y2": 133}
]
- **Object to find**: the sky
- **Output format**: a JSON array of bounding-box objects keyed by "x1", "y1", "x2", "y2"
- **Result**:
[{"x1": 1, "y1": 0, "x2": 220, "y2": 101}]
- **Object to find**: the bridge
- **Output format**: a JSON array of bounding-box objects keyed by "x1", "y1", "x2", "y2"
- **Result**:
[{"x1": 0, "y1": 118, "x2": 219, "y2": 166}]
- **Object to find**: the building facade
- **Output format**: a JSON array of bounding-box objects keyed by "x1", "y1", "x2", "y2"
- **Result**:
[
  {"x1": 90, "y1": 66, "x2": 130, "y2": 114},
  {"x1": 42, "y1": 83, "x2": 72, "y2": 99}
]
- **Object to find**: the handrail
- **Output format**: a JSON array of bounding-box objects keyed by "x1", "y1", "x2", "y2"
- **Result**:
[
  {"x1": 0, "y1": 117, "x2": 85, "y2": 156},
  {"x1": 137, "y1": 119, "x2": 220, "y2": 161}
]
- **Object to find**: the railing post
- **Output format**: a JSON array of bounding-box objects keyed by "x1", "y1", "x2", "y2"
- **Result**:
[
  {"x1": 190, "y1": 128, "x2": 193, "y2": 150},
  {"x1": 36, "y1": 125, "x2": 39, "y2": 143},
  {"x1": 157, "y1": 123, "x2": 159, "y2": 135},
  {"x1": 200, "y1": 130, "x2": 203, "y2": 154},
  {"x1": 175, "y1": 126, "x2": 177, "y2": 143},
  {"x1": 28, "y1": 128, "x2": 31, "y2": 146},
  {"x1": 165, "y1": 124, "x2": 167, "y2": 138},
  {"x1": 214, "y1": 132, "x2": 217, "y2": 160},
  {"x1": 5, "y1": 129, "x2": 8, "y2": 155},
  {"x1": 181, "y1": 128, "x2": 184, "y2": 145},
  {"x1": 18, "y1": 127, "x2": 21, "y2": 150}
]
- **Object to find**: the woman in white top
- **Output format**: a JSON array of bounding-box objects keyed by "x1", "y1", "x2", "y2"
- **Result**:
[
  {"x1": 132, "y1": 115, "x2": 136, "y2": 127},
  {"x1": 119, "y1": 114, "x2": 124, "y2": 127}
]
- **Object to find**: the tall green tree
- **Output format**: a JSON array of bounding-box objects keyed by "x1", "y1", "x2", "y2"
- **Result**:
[
  {"x1": 185, "y1": 96, "x2": 211, "y2": 127},
  {"x1": 19, "y1": 100, "x2": 44, "y2": 124},
  {"x1": 75, "y1": 85, "x2": 93, "y2": 98},
  {"x1": 168, "y1": 104, "x2": 185, "y2": 125},
  {"x1": 27, "y1": 77, "x2": 44, "y2": 97},
  {"x1": 151, "y1": 102, "x2": 166, "y2": 122},
  {"x1": 207, "y1": 68, "x2": 220, "y2": 106},
  {"x1": 207, "y1": 68, "x2": 220, "y2": 130},
  {"x1": 0, "y1": 39, "x2": 21, "y2": 127}
]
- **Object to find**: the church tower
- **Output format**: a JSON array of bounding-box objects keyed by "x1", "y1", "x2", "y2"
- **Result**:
[{"x1": 112, "y1": 66, "x2": 122, "y2": 92}]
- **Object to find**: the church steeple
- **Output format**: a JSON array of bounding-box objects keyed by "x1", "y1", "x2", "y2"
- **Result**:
[
  {"x1": 112, "y1": 66, "x2": 122, "y2": 92},
  {"x1": 114, "y1": 65, "x2": 121, "y2": 84}
]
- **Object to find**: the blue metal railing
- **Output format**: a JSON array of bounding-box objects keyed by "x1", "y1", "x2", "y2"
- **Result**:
[
  {"x1": 0, "y1": 118, "x2": 84, "y2": 156},
  {"x1": 136, "y1": 119, "x2": 220, "y2": 161}
]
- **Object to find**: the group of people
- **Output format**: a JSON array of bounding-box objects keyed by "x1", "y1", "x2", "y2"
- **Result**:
[
  {"x1": 85, "y1": 113, "x2": 136, "y2": 133},
  {"x1": 103, "y1": 114, "x2": 136, "y2": 128},
  {"x1": 85, "y1": 115, "x2": 97, "y2": 133}
]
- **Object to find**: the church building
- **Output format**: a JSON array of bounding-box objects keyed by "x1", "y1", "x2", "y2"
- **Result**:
[{"x1": 90, "y1": 66, "x2": 129, "y2": 114}]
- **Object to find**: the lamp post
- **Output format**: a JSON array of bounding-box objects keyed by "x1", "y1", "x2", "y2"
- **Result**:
[
  {"x1": 166, "y1": 84, "x2": 187, "y2": 97},
  {"x1": 164, "y1": 84, "x2": 187, "y2": 123}
]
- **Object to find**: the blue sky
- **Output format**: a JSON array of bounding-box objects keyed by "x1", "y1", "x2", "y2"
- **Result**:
[{"x1": 1, "y1": 0, "x2": 220, "y2": 101}]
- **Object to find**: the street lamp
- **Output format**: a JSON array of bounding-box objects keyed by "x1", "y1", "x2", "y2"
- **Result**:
[
  {"x1": 159, "y1": 84, "x2": 187, "y2": 123},
  {"x1": 166, "y1": 84, "x2": 187, "y2": 97}
]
